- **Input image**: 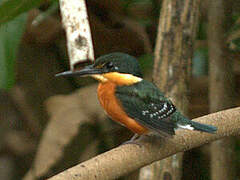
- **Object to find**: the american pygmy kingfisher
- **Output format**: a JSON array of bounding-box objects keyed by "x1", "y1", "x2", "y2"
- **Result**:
[{"x1": 56, "y1": 52, "x2": 217, "y2": 139}]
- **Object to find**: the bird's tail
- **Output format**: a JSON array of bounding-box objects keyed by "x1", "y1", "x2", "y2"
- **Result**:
[
  {"x1": 188, "y1": 121, "x2": 217, "y2": 134},
  {"x1": 173, "y1": 111, "x2": 217, "y2": 134}
]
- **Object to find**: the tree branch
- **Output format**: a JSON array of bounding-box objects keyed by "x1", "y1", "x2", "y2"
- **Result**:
[
  {"x1": 59, "y1": 0, "x2": 94, "y2": 69},
  {"x1": 208, "y1": 0, "x2": 236, "y2": 179},
  {"x1": 48, "y1": 107, "x2": 240, "y2": 180},
  {"x1": 143, "y1": 0, "x2": 200, "y2": 178}
]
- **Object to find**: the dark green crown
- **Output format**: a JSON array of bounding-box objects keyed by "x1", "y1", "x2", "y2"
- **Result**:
[{"x1": 94, "y1": 52, "x2": 143, "y2": 78}]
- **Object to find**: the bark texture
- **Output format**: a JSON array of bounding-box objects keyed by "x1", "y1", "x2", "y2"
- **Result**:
[
  {"x1": 208, "y1": 0, "x2": 236, "y2": 180},
  {"x1": 59, "y1": 0, "x2": 94, "y2": 69},
  {"x1": 139, "y1": 0, "x2": 200, "y2": 179},
  {"x1": 48, "y1": 107, "x2": 240, "y2": 180}
]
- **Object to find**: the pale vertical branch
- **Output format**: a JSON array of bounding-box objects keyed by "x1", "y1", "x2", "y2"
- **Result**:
[
  {"x1": 208, "y1": 0, "x2": 236, "y2": 179},
  {"x1": 139, "y1": 0, "x2": 200, "y2": 179},
  {"x1": 23, "y1": 1, "x2": 95, "y2": 179},
  {"x1": 59, "y1": 0, "x2": 94, "y2": 69}
]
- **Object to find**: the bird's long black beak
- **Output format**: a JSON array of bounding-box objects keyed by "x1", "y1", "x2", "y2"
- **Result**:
[{"x1": 55, "y1": 64, "x2": 103, "y2": 77}]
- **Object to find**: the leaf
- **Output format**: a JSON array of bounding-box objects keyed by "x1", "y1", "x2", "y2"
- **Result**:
[
  {"x1": 227, "y1": 16, "x2": 240, "y2": 51},
  {"x1": 192, "y1": 48, "x2": 208, "y2": 76},
  {"x1": 138, "y1": 53, "x2": 153, "y2": 74},
  {"x1": 0, "y1": 0, "x2": 44, "y2": 25},
  {"x1": 229, "y1": 38, "x2": 240, "y2": 51},
  {"x1": 0, "y1": 13, "x2": 27, "y2": 89}
]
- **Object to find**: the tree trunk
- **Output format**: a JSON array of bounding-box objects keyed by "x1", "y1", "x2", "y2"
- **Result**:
[
  {"x1": 139, "y1": 0, "x2": 200, "y2": 179},
  {"x1": 208, "y1": 0, "x2": 236, "y2": 180}
]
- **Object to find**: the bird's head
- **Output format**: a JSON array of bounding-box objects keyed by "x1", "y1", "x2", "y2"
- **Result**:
[{"x1": 56, "y1": 52, "x2": 143, "y2": 85}]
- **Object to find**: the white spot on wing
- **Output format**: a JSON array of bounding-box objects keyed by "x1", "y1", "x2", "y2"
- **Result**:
[{"x1": 163, "y1": 103, "x2": 168, "y2": 109}]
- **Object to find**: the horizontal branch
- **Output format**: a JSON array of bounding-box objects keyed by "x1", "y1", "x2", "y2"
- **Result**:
[{"x1": 49, "y1": 107, "x2": 240, "y2": 180}]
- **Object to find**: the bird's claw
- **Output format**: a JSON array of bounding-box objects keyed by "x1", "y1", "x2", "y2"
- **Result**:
[{"x1": 120, "y1": 134, "x2": 143, "y2": 147}]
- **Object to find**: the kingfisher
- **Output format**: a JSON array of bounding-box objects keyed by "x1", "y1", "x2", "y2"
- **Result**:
[{"x1": 56, "y1": 52, "x2": 217, "y2": 140}]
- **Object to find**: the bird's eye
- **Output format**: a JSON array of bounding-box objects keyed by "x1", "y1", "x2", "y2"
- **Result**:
[{"x1": 105, "y1": 62, "x2": 114, "y2": 69}]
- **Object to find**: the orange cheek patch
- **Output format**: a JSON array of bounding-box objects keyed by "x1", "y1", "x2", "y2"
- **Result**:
[{"x1": 103, "y1": 72, "x2": 142, "y2": 85}]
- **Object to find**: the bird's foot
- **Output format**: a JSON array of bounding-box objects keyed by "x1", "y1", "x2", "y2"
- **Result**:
[{"x1": 121, "y1": 134, "x2": 143, "y2": 147}]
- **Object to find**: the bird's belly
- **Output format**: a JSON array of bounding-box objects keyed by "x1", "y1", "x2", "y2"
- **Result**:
[{"x1": 97, "y1": 82, "x2": 148, "y2": 134}]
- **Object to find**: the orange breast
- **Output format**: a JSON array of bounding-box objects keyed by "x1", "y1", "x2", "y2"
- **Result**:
[{"x1": 97, "y1": 82, "x2": 148, "y2": 134}]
